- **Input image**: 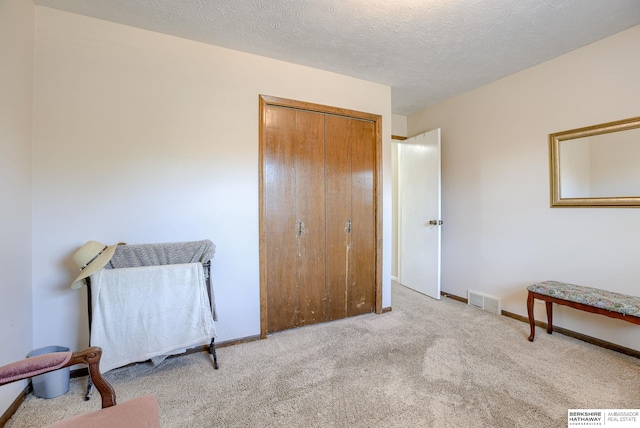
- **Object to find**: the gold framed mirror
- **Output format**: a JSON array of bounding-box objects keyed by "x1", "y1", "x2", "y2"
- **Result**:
[{"x1": 550, "y1": 116, "x2": 640, "y2": 207}]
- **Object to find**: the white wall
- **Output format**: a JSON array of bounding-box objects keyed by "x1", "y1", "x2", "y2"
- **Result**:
[
  {"x1": 32, "y1": 7, "x2": 392, "y2": 353},
  {"x1": 0, "y1": 0, "x2": 34, "y2": 415},
  {"x1": 391, "y1": 114, "x2": 407, "y2": 138},
  {"x1": 409, "y1": 25, "x2": 640, "y2": 351},
  {"x1": 390, "y1": 114, "x2": 407, "y2": 279}
]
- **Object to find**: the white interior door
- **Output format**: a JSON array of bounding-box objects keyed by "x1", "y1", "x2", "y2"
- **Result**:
[{"x1": 398, "y1": 129, "x2": 442, "y2": 299}]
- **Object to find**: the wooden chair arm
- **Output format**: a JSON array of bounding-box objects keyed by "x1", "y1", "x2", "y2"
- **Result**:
[
  {"x1": 63, "y1": 347, "x2": 117, "y2": 408},
  {"x1": 0, "y1": 346, "x2": 116, "y2": 409}
]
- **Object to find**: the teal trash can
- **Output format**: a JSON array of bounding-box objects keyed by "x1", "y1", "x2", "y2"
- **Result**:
[{"x1": 28, "y1": 346, "x2": 70, "y2": 399}]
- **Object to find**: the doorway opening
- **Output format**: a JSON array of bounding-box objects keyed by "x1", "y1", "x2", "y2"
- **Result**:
[{"x1": 392, "y1": 130, "x2": 442, "y2": 300}]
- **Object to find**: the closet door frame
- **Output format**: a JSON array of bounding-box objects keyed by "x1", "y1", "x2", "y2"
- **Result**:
[{"x1": 258, "y1": 95, "x2": 383, "y2": 339}]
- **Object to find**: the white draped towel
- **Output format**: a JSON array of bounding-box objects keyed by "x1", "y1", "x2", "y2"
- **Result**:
[{"x1": 89, "y1": 262, "x2": 216, "y2": 373}]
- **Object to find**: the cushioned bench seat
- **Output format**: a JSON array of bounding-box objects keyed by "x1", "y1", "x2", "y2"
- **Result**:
[{"x1": 526, "y1": 280, "x2": 640, "y2": 341}]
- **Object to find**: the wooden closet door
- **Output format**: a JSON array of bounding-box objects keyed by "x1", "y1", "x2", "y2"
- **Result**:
[
  {"x1": 263, "y1": 105, "x2": 326, "y2": 333},
  {"x1": 295, "y1": 110, "x2": 326, "y2": 327},
  {"x1": 325, "y1": 116, "x2": 376, "y2": 319},
  {"x1": 264, "y1": 105, "x2": 298, "y2": 333},
  {"x1": 261, "y1": 96, "x2": 381, "y2": 337},
  {"x1": 349, "y1": 118, "x2": 376, "y2": 316},
  {"x1": 325, "y1": 115, "x2": 352, "y2": 321}
]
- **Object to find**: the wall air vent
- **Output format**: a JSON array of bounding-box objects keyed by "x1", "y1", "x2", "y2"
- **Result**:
[{"x1": 467, "y1": 290, "x2": 501, "y2": 315}]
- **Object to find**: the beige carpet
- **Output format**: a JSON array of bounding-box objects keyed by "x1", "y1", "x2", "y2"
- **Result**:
[{"x1": 7, "y1": 283, "x2": 640, "y2": 427}]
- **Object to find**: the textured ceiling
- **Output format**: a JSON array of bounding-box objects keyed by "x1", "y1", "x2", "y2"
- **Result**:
[{"x1": 33, "y1": 0, "x2": 640, "y2": 115}]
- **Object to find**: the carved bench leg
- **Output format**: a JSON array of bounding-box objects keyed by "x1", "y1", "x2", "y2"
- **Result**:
[
  {"x1": 527, "y1": 291, "x2": 535, "y2": 342},
  {"x1": 546, "y1": 301, "x2": 553, "y2": 334}
]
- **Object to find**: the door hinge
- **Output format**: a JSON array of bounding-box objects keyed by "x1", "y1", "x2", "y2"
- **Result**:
[{"x1": 346, "y1": 219, "x2": 352, "y2": 233}]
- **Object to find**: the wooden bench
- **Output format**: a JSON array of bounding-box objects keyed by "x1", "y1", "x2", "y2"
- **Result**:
[{"x1": 527, "y1": 280, "x2": 640, "y2": 341}]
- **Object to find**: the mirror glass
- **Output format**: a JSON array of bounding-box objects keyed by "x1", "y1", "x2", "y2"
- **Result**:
[{"x1": 550, "y1": 116, "x2": 640, "y2": 207}]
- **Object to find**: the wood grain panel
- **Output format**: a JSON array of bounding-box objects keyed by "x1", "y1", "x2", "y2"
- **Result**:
[
  {"x1": 263, "y1": 104, "x2": 299, "y2": 333},
  {"x1": 260, "y1": 95, "x2": 382, "y2": 337},
  {"x1": 350, "y1": 119, "x2": 376, "y2": 316},
  {"x1": 324, "y1": 115, "x2": 352, "y2": 321},
  {"x1": 295, "y1": 110, "x2": 326, "y2": 326}
]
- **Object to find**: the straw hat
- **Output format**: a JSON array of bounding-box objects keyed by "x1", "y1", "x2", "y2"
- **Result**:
[{"x1": 70, "y1": 240, "x2": 125, "y2": 289}]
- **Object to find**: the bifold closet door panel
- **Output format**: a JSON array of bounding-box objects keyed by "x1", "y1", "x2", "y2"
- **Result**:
[
  {"x1": 264, "y1": 105, "x2": 299, "y2": 333},
  {"x1": 325, "y1": 115, "x2": 353, "y2": 321},
  {"x1": 263, "y1": 100, "x2": 376, "y2": 334},
  {"x1": 295, "y1": 110, "x2": 327, "y2": 327},
  {"x1": 350, "y1": 119, "x2": 376, "y2": 316}
]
